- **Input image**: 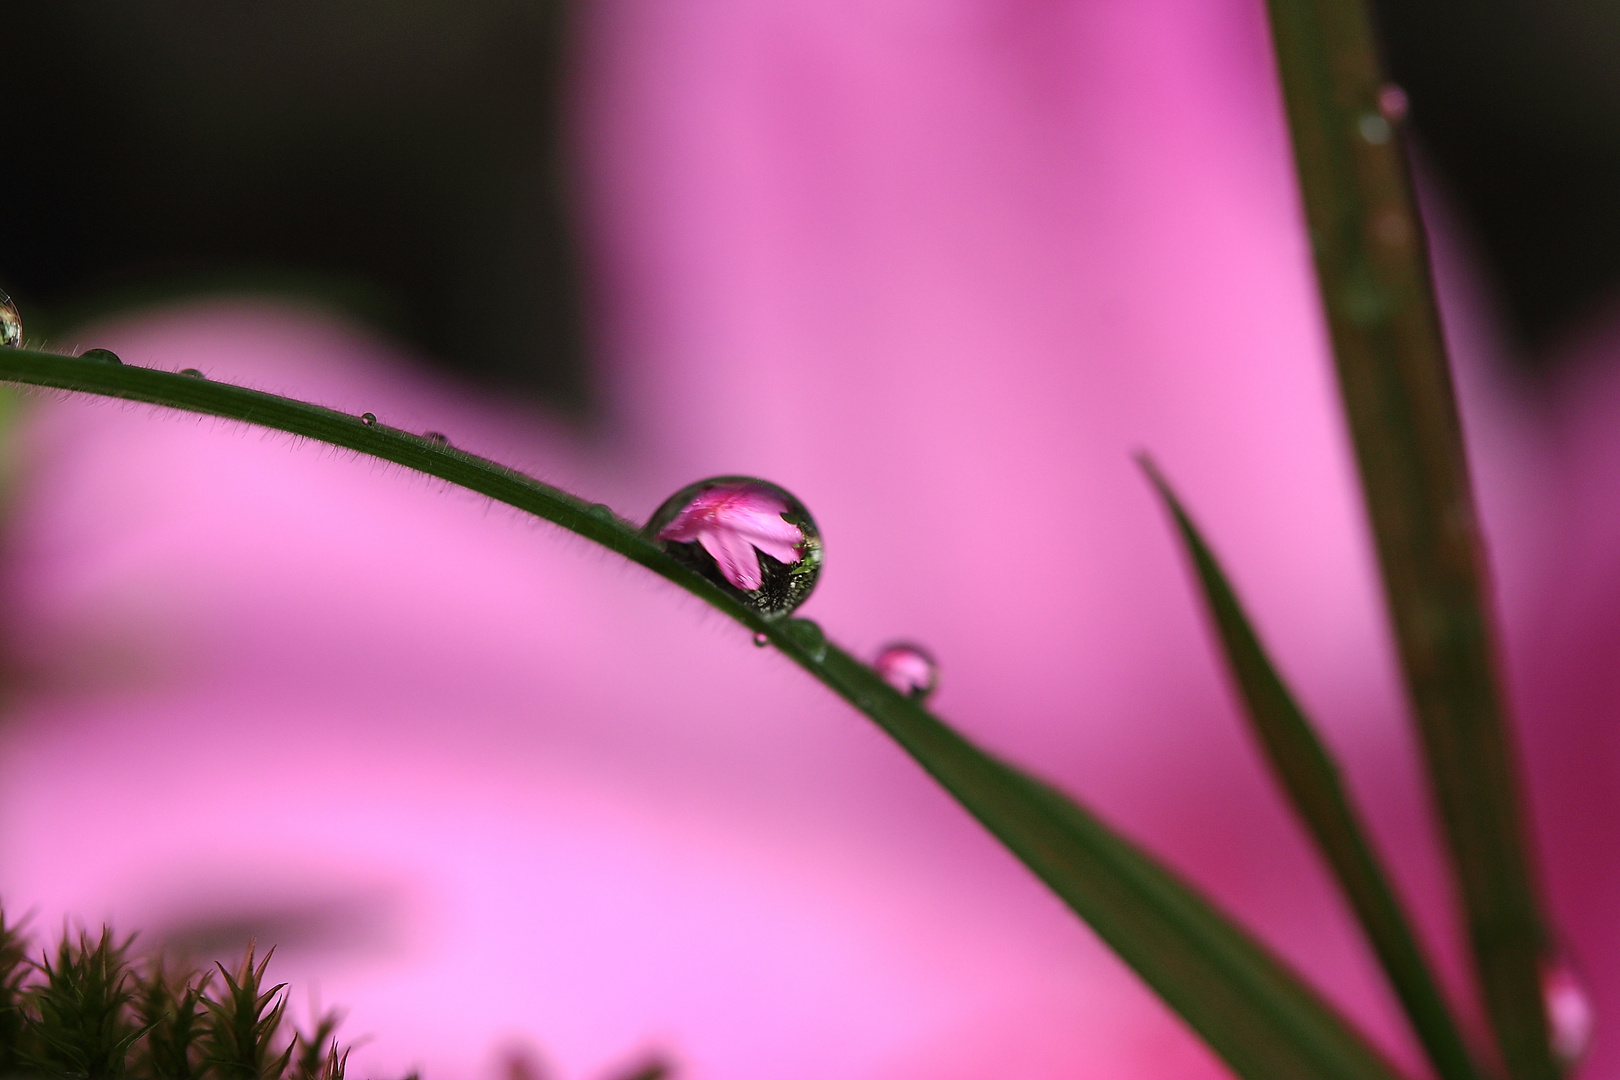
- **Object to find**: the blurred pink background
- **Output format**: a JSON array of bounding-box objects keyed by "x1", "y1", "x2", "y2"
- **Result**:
[{"x1": 1, "y1": 0, "x2": 1617, "y2": 1078}]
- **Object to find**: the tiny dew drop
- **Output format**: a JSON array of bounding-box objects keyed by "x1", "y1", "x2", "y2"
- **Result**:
[
  {"x1": 81, "y1": 348, "x2": 122, "y2": 365},
  {"x1": 0, "y1": 290, "x2": 21, "y2": 348},
  {"x1": 644, "y1": 476, "x2": 823, "y2": 619},
  {"x1": 1377, "y1": 83, "x2": 1409, "y2": 123},
  {"x1": 360, "y1": 413, "x2": 378, "y2": 427},
  {"x1": 875, "y1": 643, "x2": 938, "y2": 700},
  {"x1": 179, "y1": 368, "x2": 205, "y2": 378},
  {"x1": 423, "y1": 431, "x2": 451, "y2": 447},
  {"x1": 784, "y1": 618, "x2": 827, "y2": 661},
  {"x1": 753, "y1": 632, "x2": 770, "y2": 648},
  {"x1": 1542, "y1": 956, "x2": 1594, "y2": 1068}
]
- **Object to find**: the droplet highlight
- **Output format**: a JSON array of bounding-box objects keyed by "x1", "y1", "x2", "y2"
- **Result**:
[
  {"x1": 423, "y1": 431, "x2": 451, "y2": 447},
  {"x1": 784, "y1": 618, "x2": 827, "y2": 661},
  {"x1": 80, "y1": 348, "x2": 122, "y2": 365},
  {"x1": 179, "y1": 368, "x2": 205, "y2": 379},
  {"x1": 644, "y1": 476, "x2": 822, "y2": 618},
  {"x1": 360, "y1": 412, "x2": 377, "y2": 427},
  {"x1": 753, "y1": 632, "x2": 770, "y2": 648},
  {"x1": 875, "y1": 643, "x2": 938, "y2": 699},
  {"x1": 0, "y1": 291, "x2": 20, "y2": 348},
  {"x1": 1543, "y1": 957, "x2": 1594, "y2": 1068},
  {"x1": 1358, "y1": 113, "x2": 1392, "y2": 145}
]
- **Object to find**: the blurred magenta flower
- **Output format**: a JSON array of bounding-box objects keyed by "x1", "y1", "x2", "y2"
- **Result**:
[
  {"x1": 655, "y1": 481, "x2": 803, "y2": 591},
  {"x1": 0, "y1": 1, "x2": 1614, "y2": 1079}
]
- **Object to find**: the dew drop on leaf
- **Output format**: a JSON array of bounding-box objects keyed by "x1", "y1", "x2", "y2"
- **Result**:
[
  {"x1": 180, "y1": 368, "x2": 205, "y2": 378},
  {"x1": 753, "y1": 632, "x2": 770, "y2": 648},
  {"x1": 81, "y1": 348, "x2": 121, "y2": 365},
  {"x1": 0, "y1": 291, "x2": 20, "y2": 348},
  {"x1": 875, "y1": 643, "x2": 938, "y2": 700},
  {"x1": 1543, "y1": 956, "x2": 1595, "y2": 1067},
  {"x1": 423, "y1": 431, "x2": 451, "y2": 447},
  {"x1": 784, "y1": 617, "x2": 826, "y2": 661},
  {"x1": 360, "y1": 413, "x2": 377, "y2": 427},
  {"x1": 587, "y1": 503, "x2": 616, "y2": 523},
  {"x1": 644, "y1": 476, "x2": 822, "y2": 619}
]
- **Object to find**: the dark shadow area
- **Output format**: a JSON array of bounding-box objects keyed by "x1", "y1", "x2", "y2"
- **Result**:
[{"x1": 0, "y1": 1, "x2": 586, "y2": 408}]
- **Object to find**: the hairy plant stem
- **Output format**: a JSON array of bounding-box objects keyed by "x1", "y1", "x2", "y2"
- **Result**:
[
  {"x1": 1260, "y1": 1, "x2": 1554, "y2": 1076},
  {"x1": 0, "y1": 347, "x2": 1404, "y2": 1080}
]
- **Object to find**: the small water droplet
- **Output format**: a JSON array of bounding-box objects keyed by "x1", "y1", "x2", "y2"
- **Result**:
[
  {"x1": 179, "y1": 368, "x2": 205, "y2": 378},
  {"x1": 80, "y1": 348, "x2": 122, "y2": 365},
  {"x1": 644, "y1": 476, "x2": 823, "y2": 619},
  {"x1": 423, "y1": 431, "x2": 451, "y2": 447},
  {"x1": 875, "y1": 643, "x2": 938, "y2": 699},
  {"x1": 0, "y1": 290, "x2": 21, "y2": 348},
  {"x1": 1543, "y1": 956, "x2": 1594, "y2": 1067},
  {"x1": 360, "y1": 412, "x2": 377, "y2": 427},
  {"x1": 587, "y1": 503, "x2": 616, "y2": 523},
  {"x1": 1358, "y1": 113, "x2": 1392, "y2": 145},
  {"x1": 753, "y1": 632, "x2": 770, "y2": 648},
  {"x1": 1378, "y1": 83, "x2": 1409, "y2": 123},
  {"x1": 784, "y1": 618, "x2": 827, "y2": 661}
]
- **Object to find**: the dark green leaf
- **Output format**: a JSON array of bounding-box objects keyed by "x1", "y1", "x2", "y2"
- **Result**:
[
  {"x1": 1258, "y1": 0, "x2": 1554, "y2": 1075},
  {"x1": 1142, "y1": 456, "x2": 1484, "y2": 1080},
  {"x1": 0, "y1": 351, "x2": 1409, "y2": 1080}
]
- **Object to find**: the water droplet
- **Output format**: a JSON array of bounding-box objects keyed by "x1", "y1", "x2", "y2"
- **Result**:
[
  {"x1": 1378, "y1": 83, "x2": 1409, "y2": 123},
  {"x1": 875, "y1": 643, "x2": 938, "y2": 699},
  {"x1": 360, "y1": 412, "x2": 377, "y2": 427},
  {"x1": 1543, "y1": 956, "x2": 1594, "y2": 1067},
  {"x1": 587, "y1": 503, "x2": 616, "y2": 523},
  {"x1": 423, "y1": 431, "x2": 451, "y2": 447},
  {"x1": 0, "y1": 291, "x2": 21, "y2": 348},
  {"x1": 753, "y1": 632, "x2": 770, "y2": 648},
  {"x1": 644, "y1": 476, "x2": 823, "y2": 619},
  {"x1": 1358, "y1": 113, "x2": 1392, "y2": 145},
  {"x1": 784, "y1": 618, "x2": 827, "y2": 661},
  {"x1": 179, "y1": 368, "x2": 205, "y2": 378},
  {"x1": 80, "y1": 348, "x2": 122, "y2": 365}
]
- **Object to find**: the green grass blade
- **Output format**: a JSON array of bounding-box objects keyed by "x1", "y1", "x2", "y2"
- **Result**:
[
  {"x1": 0, "y1": 347, "x2": 1410, "y2": 1080},
  {"x1": 1142, "y1": 457, "x2": 1486, "y2": 1080},
  {"x1": 1258, "y1": 1, "x2": 1554, "y2": 1075}
]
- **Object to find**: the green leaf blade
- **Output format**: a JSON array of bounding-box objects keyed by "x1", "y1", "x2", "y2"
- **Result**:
[
  {"x1": 1258, "y1": 0, "x2": 1555, "y2": 1074},
  {"x1": 0, "y1": 347, "x2": 1407, "y2": 1080},
  {"x1": 1142, "y1": 456, "x2": 1486, "y2": 1080}
]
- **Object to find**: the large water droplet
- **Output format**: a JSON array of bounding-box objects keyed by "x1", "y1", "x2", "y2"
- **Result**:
[
  {"x1": 644, "y1": 476, "x2": 822, "y2": 618},
  {"x1": 875, "y1": 643, "x2": 938, "y2": 699},
  {"x1": 0, "y1": 291, "x2": 20, "y2": 348},
  {"x1": 81, "y1": 348, "x2": 122, "y2": 365},
  {"x1": 1543, "y1": 956, "x2": 1595, "y2": 1067},
  {"x1": 423, "y1": 431, "x2": 451, "y2": 447},
  {"x1": 180, "y1": 368, "x2": 205, "y2": 378},
  {"x1": 587, "y1": 503, "x2": 617, "y2": 524},
  {"x1": 360, "y1": 413, "x2": 377, "y2": 427}
]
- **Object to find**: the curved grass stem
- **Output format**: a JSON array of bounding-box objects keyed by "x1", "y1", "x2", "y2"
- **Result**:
[{"x1": 0, "y1": 345, "x2": 1406, "y2": 1080}]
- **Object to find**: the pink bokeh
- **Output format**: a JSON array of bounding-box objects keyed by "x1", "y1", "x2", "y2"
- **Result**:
[{"x1": 0, "y1": 0, "x2": 1613, "y2": 1078}]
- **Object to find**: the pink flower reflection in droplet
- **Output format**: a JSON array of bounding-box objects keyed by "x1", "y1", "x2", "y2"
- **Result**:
[
  {"x1": 874, "y1": 645, "x2": 938, "y2": 699},
  {"x1": 656, "y1": 482, "x2": 804, "y2": 592}
]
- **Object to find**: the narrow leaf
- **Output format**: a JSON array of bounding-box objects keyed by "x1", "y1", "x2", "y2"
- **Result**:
[
  {"x1": 1258, "y1": 0, "x2": 1554, "y2": 1075},
  {"x1": 1142, "y1": 456, "x2": 1484, "y2": 1080},
  {"x1": 0, "y1": 350, "x2": 1409, "y2": 1080}
]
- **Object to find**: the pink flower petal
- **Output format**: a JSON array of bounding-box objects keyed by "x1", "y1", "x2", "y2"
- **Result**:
[{"x1": 699, "y1": 527, "x2": 769, "y2": 591}]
